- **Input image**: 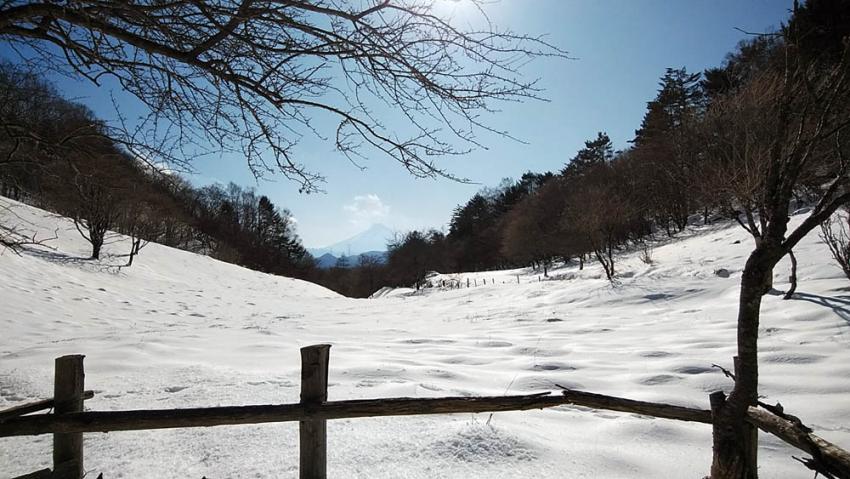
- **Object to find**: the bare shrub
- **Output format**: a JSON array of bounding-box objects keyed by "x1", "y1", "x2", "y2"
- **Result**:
[
  {"x1": 820, "y1": 210, "x2": 850, "y2": 280},
  {"x1": 639, "y1": 242, "x2": 654, "y2": 265}
]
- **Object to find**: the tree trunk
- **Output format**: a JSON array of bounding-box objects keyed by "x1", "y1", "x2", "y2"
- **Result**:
[
  {"x1": 594, "y1": 248, "x2": 614, "y2": 281},
  {"x1": 760, "y1": 270, "x2": 773, "y2": 296},
  {"x1": 711, "y1": 246, "x2": 780, "y2": 478},
  {"x1": 783, "y1": 250, "x2": 797, "y2": 300},
  {"x1": 91, "y1": 236, "x2": 103, "y2": 260},
  {"x1": 676, "y1": 212, "x2": 688, "y2": 232},
  {"x1": 126, "y1": 237, "x2": 142, "y2": 267}
]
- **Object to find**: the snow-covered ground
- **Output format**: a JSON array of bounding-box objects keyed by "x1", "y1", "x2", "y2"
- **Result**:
[{"x1": 1, "y1": 196, "x2": 849, "y2": 478}]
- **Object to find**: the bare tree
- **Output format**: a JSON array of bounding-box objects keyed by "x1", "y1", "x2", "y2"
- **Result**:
[
  {"x1": 0, "y1": 62, "x2": 108, "y2": 187},
  {"x1": 501, "y1": 179, "x2": 565, "y2": 276},
  {"x1": 69, "y1": 178, "x2": 123, "y2": 260},
  {"x1": 561, "y1": 162, "x2": 638, "y2": 282},
  {"x1": 120, "y1": 189, "x2": 163, "y2": 267},
  {"x1": 0, "y1": 201, "x2": 56, "y2": 253},
  {"x1": 820, "y1": 209, "x2": 850, "y2": 280},
  {"x1": 0, "y1": 1, "x2": 565, "y2": 191},
  {"x1": 41, "y1": 136, "x2": 131, "y2": 260},
  {"x1": 703, "y1": 41, "x2": 850, "y2": 479}
]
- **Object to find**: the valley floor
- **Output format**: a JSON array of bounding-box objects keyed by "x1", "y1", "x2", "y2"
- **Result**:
[{"x1": 2, "y1": 197, "x2": 849, "y2": 478}]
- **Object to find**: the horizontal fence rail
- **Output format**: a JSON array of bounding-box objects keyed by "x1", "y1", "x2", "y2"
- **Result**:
[
  {"x1": 0, "y1": 391, "x2": 93, "y2": 422},
  {"x1": 0, "y1": 390, "x2": 713, "y2": 437}
]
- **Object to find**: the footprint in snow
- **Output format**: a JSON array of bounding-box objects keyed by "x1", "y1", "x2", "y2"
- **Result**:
[
  {"x1": 640, "y1": 374, "x2": 680, "y2": 385},
  {"x1": 640, "y1": 350, "x2": 676, "y2": 358},
  {"x1": 764, "y1": 353, "x2": 825, "y2": 364},
  {"x1": 427, "y1": 369, "x2": 456, "y2": 379},
  {"x1": 644, "y1": 293, "x2": 675, "y2": 301},
  {"x1": 674, "y1": 365, "x2": 714, "y2": 375},
  {"x1": 402, "y1": 338, "x2": 456, "y2": 344},
  {"x1": 530, "y1": 362, "x2": 576, "y2": 372},
  {"x1": 480, "y1": 340, "x2": 513, "y2": 348}
]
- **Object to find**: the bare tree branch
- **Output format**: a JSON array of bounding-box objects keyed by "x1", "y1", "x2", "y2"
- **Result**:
[{"x1": 0, "y1": 0, "x2": 568, "y2": 192}]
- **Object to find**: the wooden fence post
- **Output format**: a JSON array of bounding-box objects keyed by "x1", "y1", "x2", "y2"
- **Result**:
[
  {"x1": 53, "y1": 355, "x2": 84, "y2": 479},
  {"x1": 300, "y1": 345, "x2": 331, "y2": 479}
]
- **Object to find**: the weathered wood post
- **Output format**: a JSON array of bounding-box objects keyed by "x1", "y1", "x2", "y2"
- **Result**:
[
  {"x1": 53, "y1": 355, "x2": 84, "y2": 479},
  {"x1": 300, "y1": 345, "x2": 331, "y2": 479}
]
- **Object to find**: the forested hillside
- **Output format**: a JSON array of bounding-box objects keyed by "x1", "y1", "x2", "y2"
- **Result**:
[{"x1": 337, "y1": 0, "x2": 850, "y2": 298}]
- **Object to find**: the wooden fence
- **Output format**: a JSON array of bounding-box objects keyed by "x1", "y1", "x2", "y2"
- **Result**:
[{"x1": 1, "y1": 344, "x2": 849, "y2": 479}]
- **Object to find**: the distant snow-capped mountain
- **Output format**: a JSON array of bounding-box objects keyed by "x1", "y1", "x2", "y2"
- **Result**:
[{"x1": 308, "y1": 224, "x2": 395, "y2": 258}]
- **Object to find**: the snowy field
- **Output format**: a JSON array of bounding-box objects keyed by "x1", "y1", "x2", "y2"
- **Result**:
[{"x1": 2, "y1": 196, "x2": 849, "y2": 478}]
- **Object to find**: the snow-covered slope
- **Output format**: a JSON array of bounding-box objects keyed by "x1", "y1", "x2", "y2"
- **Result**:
[{"x1": 2, "y1": 197, "x2": 849, "y2": 478}]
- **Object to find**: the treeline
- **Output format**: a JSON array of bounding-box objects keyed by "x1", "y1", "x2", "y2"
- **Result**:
[
  {"x1": 0, "y1": 64, "x2": 312, "y2": 277},
  {"x1": 338, "y1": 0, "x2": 850, "y2": 293}
]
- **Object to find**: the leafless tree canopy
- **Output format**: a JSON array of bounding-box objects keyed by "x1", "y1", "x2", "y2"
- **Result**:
[
  {"x1": 0, "y1": 0, "x2": 565, "y2": 191},
  {"x1": 821, "y1": 208, "x2": 850, "y2": 280}
]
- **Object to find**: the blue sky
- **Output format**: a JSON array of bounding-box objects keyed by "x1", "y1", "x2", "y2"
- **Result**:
[{"x1": 5, "y1": 0, "x2": 794, "y2": 248}]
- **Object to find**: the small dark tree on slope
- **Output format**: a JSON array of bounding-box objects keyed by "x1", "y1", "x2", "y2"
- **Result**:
[
  {"x1": 70, "y1": 186, "x2": 121, "y2": 260},
  {"x1": 821, "y1": 209, "x2": 850, "y2": 280}
]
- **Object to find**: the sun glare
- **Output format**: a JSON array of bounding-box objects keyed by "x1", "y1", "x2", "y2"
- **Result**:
[{"x1": 433, "y1": 0, "x2": 481, "y2": 22}]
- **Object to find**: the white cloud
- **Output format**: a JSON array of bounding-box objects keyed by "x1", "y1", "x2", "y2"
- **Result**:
[{"x1": 343, "y1": 194, "x2": 390, "y2": 225}]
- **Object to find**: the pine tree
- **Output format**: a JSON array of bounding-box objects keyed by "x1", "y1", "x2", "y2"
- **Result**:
[
  {"x1": 633, "y1": 68, "x2": 702, "y2": 145},
  {"x1": 561, "y1": 132, "x2": 614, "y2": 179}
]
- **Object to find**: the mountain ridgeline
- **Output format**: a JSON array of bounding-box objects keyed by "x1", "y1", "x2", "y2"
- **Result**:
[{"x1": 308, "y1": 224, "x2": 393, "y2": 268}]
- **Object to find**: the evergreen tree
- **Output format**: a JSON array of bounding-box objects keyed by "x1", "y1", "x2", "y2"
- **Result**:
[
  {"x1": 633, "y1": 68, "x2": 703, "y2": 145},
  {"x1": 561, "y1": 132, "x2": 614, "y2": 178},
  {"x1": 631, "y1": 68, "x2": 704, "y2": 232}
]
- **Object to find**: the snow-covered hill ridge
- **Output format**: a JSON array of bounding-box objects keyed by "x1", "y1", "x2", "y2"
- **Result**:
[{"x1": 2, "y1": 196, "x2": 849, "y2": 478}]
